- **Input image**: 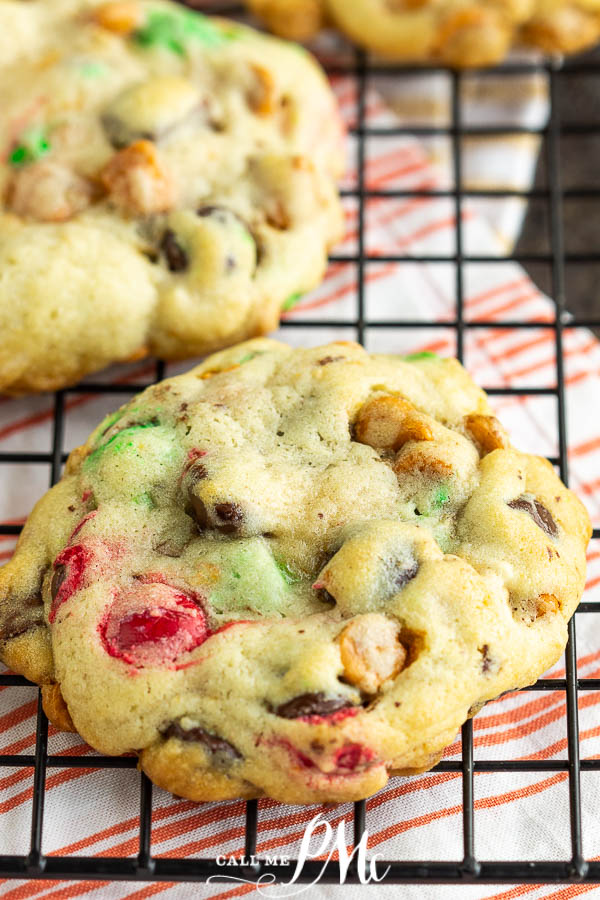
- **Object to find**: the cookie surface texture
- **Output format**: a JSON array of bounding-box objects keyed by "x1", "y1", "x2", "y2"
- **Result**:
[
  {"x1": 0, "y1": 340, "x2": 591, "y2": 804},
  {"x1": 246, "y1": 0, "x2": 600, "y2": 66},
  {"x1": 0, "y1": 0, "x2": 344, "y2": 393}
]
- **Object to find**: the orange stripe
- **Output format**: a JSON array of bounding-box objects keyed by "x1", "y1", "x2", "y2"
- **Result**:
[
  {"x1": 283, "y1": 263, "x2": 396, "y2": 315},
  {"x1": 484, "y1": 862, "x2": 600, "y2": 900},
  {"x1": 342, "y1": 144, "x2": 427, "y2": 188},
  {"x1": 367, "y1": 772, "x2": 568, "y2": 853},
  {"x1": 58, "y1": 799, "x2": 245, "y2": 859},
  {"x1": 0, "y1": 363, "x2": 156, "y2": 444},
  {"x1": 571, "y1": 434, "x2": 600, "y2": 459},
  {"x1": 169, "y1": 770, "x2": 567, "y2": 870},
  {"x1": 505, "y1": 336, "x2": 599, "y2": 382},
  {"x1": 342, "y1": 185, "x2": 436, "y2": 244},
  {"x1": 475, "y1": 330, "x2": 555, "y2": 363},
  {"x1": 0, "y1": 881, "x2": 110, "y2": 900},
  {"x1": 0, "y1": 699, "x2": 37, "y2": 733},
  {"x1": 366, "y1": 158, "x2": 432, "y2": 189},
  {"x1": 121, "y1": 880, "x2": 257, "y2": 900},
  {"x1": 466, "y1": 277, "x2": 531, "y2": 310},
  {"x1": 475, "y1": 691, "x2": 564, "y2": 731},
  {"x1": 477, "y1": 689, "x2": 600, "y2": 752},
  {"x1": 54, "y1": 797, "x2": 198, "y2": 856},
  {"x1": 470, "y1": 289, "x2": 541, "y2": 322}
]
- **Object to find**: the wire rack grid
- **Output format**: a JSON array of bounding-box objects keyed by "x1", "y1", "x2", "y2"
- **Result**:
[{"x1": 1, "y1": 7, "x2": 600, "y2": 889}]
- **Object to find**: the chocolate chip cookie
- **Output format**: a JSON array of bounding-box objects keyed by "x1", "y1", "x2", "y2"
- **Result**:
[
  {"x1": 0, "y1": 1, "x2": 344, "y2": 394},
  {"x1": 247, "y1": 0, "x2": 600, "y2": 67},
  {"x1": 0, "y1": 340, "x2": 590, "y2": 804}
]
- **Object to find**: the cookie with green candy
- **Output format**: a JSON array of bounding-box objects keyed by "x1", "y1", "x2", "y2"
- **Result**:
[
  {"x1": 0, "y1": 339, "x2": 591, "y2": 804},
  {"x1": 0, "y1": 0, "x2": 344, "y2": 394}
]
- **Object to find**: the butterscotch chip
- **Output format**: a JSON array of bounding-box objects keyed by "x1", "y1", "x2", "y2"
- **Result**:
[
  {"x1": 100, "y1": 140, "x2": 174, "y2": 217},
  {"x1": 392, "y1": 447, "x2": 452, "y2": 478},
  {"x1": 536, "y1": 593, "x2": 561, "y2": 617},
  {"x1": 355, "y1": 396, "x2": 433, "y2": 452},
  {"x1": 339, "y1": 614, "x2": 407, "y2": 694},
  {"x1": 248, "y1": 63, "x2": 276, "y2": 116},
  {"x1": 41, "y1": 683, "x2": 76, "y2": 732},
  {"x1": 93, "y1": 1, "x2": 142, "y2": 34},
  {"x1": 464, "y1": 413, "x2": 509, "y2": 456}
]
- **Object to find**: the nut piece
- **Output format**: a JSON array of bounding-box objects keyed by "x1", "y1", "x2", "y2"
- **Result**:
[
  {"x1": 464, "y1": 413, "x2": 509, "y2": 456},
  {"x1": 354, "y1": 396, "x2": 433, "y2": 452},
  {"x1": 100, "y1": 140, "x2": 174, "y2": 216},
  {"x1": 8, "y1": 162, "x2": 94, "y2": 222},
  {"x1": 535, "y1": 593, "x2": 561, "y2": 617},
  {"x1": 41, "y1": 683, "x2": 76, "y2": 732},
  {"x1": 339, "y1": 613, "x2": 406, "y2": 695},
  {"x1": 93, "y1": 2, "x2": 143, "y2": 34}
]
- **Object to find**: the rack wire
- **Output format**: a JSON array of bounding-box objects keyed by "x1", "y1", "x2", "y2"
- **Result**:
[{"x1": 1, "y1": 3, "x2": 600, "y2": 888}]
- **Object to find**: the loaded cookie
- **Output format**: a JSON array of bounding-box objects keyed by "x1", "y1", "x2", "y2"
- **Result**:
[
  {"x1": 247, "y1": 0, "x2": 600, "y2": 67},
  {"x1": 0, "y1": 340, "x2": 591, "y2": 804},
  {"x1": 0, "y1": 1, "x2": 344, "y2": 394}
]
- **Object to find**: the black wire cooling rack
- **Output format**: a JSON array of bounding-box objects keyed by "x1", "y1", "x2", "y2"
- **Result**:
[{"x1": 2, "y1": 4, "x2": 600, "y2": 889}]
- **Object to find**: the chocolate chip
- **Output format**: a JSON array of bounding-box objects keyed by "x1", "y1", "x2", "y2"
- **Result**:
[
  {"x1": 274, "y1": 692, "x2": 353, "y2": 719},
  {"x1": 154, "y1": 539, "x2": 184, "y2": 558},
  {"x1": 189, "y1": 495, "x2": 208, "y2": 530},
  {"x1": 507, "y1": 495, "x2": 558, "y2": 538},
  {"x1": 122, "y1": 417, "x2": 160, "y2": 431},
  {"x1": 197, "y1": 205, "x2": 228, "y2": 221},
  {"x1": 394, "y1": 560, "x2": 419, "y2": 589},
  {"x1": 51, "y1": 565, "x2": 67, "y2": 602},
  {"x1": 0, "y1": 594, "x2": 45, "y2": 642},
  {"x1": 163, "y1": 722, "x2": 241, "y2": 759},
  {"x1": 225, "y1": 255, "x2": 236, "y2": 272},
  {"x1": 101, "y1": 113, "x2": 155, "y2": 149},
  {"x1": 160, "y1": 229, "x2": 188, "y2": 272},
  {"x1": 196, "y1": 206, "x2": 249, "y2": 230},
  {"x1": 479, "y1": 644, "x2": 492, "y2": 674},
  {"x1": 214, "y1": 502, "x2": 243, "y2": 534},
  {"x1": 188, "y1": 463, "x2": 208, "y2": 483},
  {"x1": 317, "y1": 356, "x2": 345, "y2": 366}
]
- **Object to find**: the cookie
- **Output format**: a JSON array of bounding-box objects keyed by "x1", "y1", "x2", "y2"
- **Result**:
[
  {"x1": 0, "y1": 339, "x2": 590, "y2": 804},
  {"x1": 246, "y1": 0, "x2": 600, "y2": 66},
  {"x1": 0, "y1": 1, "x2": 344, "y2": 394}
]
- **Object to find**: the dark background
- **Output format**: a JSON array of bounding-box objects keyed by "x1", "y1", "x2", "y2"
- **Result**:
[{"x1": 518, "y1": 46, "x2": 600, "y2": 334}]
